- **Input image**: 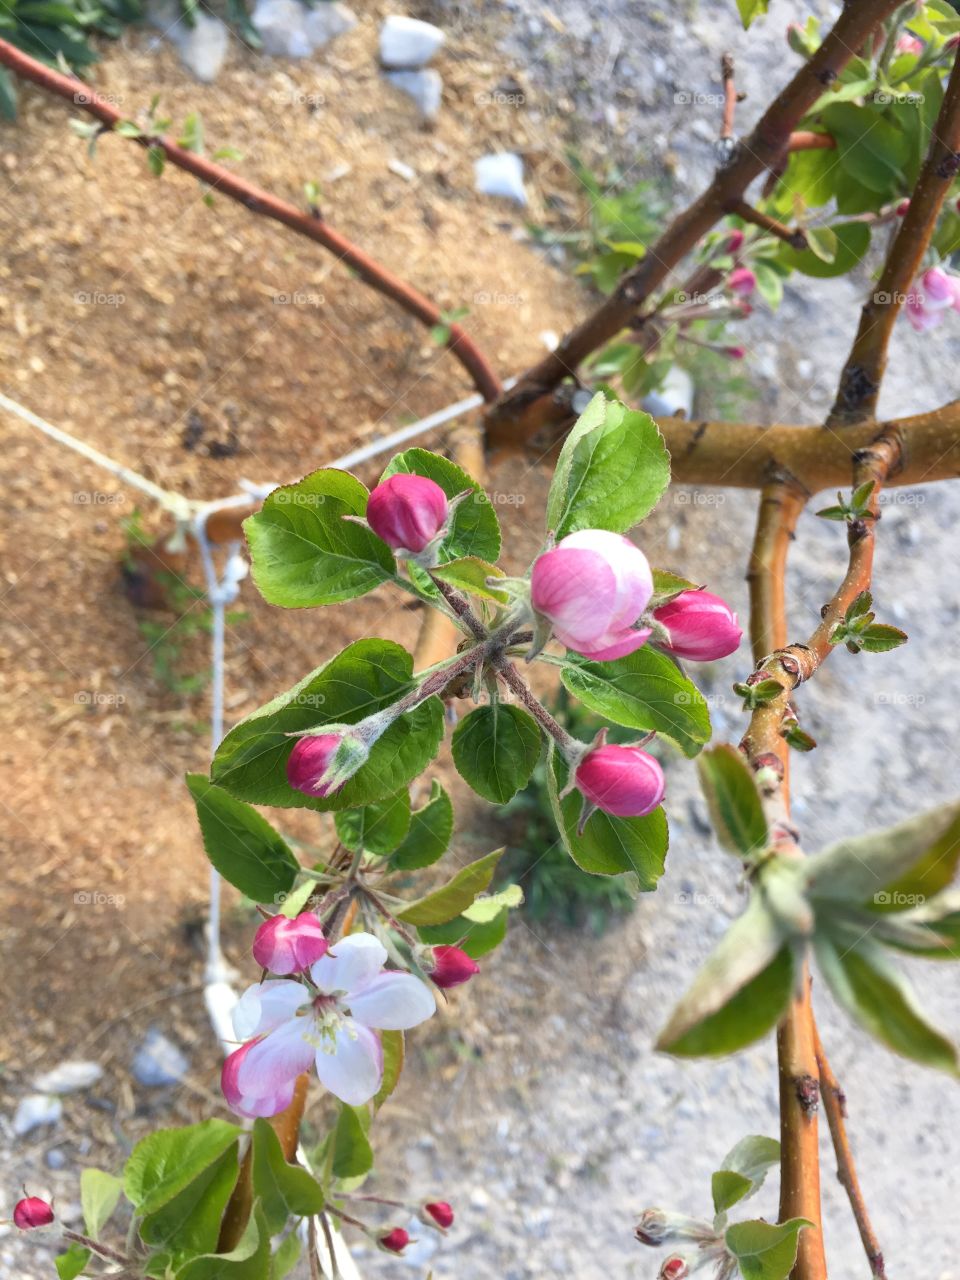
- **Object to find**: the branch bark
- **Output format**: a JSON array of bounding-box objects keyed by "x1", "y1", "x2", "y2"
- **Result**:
[
  {"x1": 830, "y1": 48, "x2": 960, "y2": 425},
  {"x1": 484, "y1": 0, "x2": 903, "y2": 444},
  {"x1": 0, "y1": 37, "x2": 502, "y2": 404},
  {"x1": 814, "y1": 1024, "x2": 888, "y2": 1278}
]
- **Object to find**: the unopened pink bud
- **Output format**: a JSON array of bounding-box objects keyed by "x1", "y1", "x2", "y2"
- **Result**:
[
  {"x1": 896, "y1": 199, "x2": 910, "y2": 217},
  {"x1": 286, "y1": 734, "x2": 343, "y2": 798},
  {"x1": 13, "y1": 1198, "x2": 54, "y2": 1231},
  {"x1": 728, "y1": 266, "x2": 756, "y2": 297},
  {"x1": 380, "y1": 1228, "x2": 410, "y2": 1254},
  {"x1": 252, "y1": 911, "x2": 327, "y2": 973},
  {"x1": 428, "y1": 945, "x2": 479, "y2": 989},
  {"x1": 724, "y1": 345, "x2": 746, "y2": 360},
  {"x1": 947, "y1": 33, "x2": 960, "y2": 50},
  {"x1": 725, "y1": 229, "x2": 744, "y2": 253},
  {"x1": 425, "y1": 1201, "x2": 454, "y2": 1228},
  {"x1": 896, "y1": 33, "x2": 923, "y2": 55},
  {"x1": 531, "y1": 530, "x2": 653, "y2": 661},
  {"x1": 659, "y1": 1258, "x2": 690, "y2": 1280},
  {"x1": 652, "y1": 589, "x2": 742, "y2": 661},
  {"x1": 576, "y1": 744, "x2": 665, "y2": 819},
  {"x1": 367, "y1": 474, "x2": 449, "y2": 554}
]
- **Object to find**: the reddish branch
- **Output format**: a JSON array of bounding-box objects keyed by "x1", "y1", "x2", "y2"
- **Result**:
[
  {"x1": 830, "y1": 47, "x2": 960, "y2": 425},
  {"x1": 787, "y1": 130, "x2": 835, "y2": 151},
  {"x1": 814, "y1": 1025, "x2": 888, "y2": 1278},
  {"x1": 0, "y1": 37, "x2": 502, "y2": 405},
  {"x1": 727, "y1": 197, "x2": 807, "y2": 249},
  {"x1": 721, "y1": 52, "x2": 738, "y2": 141},
  {"x1": 484, "y1": 0, "x2": 903, "y2": 447}
]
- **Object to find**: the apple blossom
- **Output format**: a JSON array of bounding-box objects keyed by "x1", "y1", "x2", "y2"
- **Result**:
[
  {"x1": 575, "y1": 744, "x2": 665, "y2": 819},
  {"x1": 222, "y1": 933, "x2": 436, "y2": 1113},
  {"x1": 896, "y1": 33, "x2": 923, "y2": 55},
  {"x1": 426, "y1": 945, "x2": 479, "y2": 989},
  {"x1": 379, "y1": 1227, "x2": 411, "y2": 1253},
  {"x1": 728, "y1": 266, "x2": 756, "y2": 297},
  {"x1": 652, "y1": 590, "x2": 742, "y2": 661},
  {"x1": 366, "y1": 474, "x2": 449, "y2": 555},
  {"x1": 531, "y1": 530, "x2": 653, "y2": 661},
  {"x1": 252, "y1": 911, "x2": 328, "y2": 974},
  {"x1": 13, "y1": 1197, "x2": 54, "y2": 1230},
  {"x1": 724, "y1": 229, "x2": 744, "y2": 253},
  {"x1": 286, "y1": 734, "x2": 344, "y2": 798},
  {"x1": 905, "y1": 266, "x2": 960, "y2": 333},
  {"x1": 424, "y1": 1201, "x2": 454, "y2": 1229}
]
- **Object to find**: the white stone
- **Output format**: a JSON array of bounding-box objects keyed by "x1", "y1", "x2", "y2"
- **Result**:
[
  {"x1": 252, "y1": 0, "x2": 356, "y2": 58},
  {"x1": 33, "y1": 1061, "x2": 103, "y2": 1095},
  {"x1": 642, "y1": 365, "x2": 695, "y2": 418},
  {"x1": 387, "y1": 158, "x2": 416, "y2": 182},
  {"x1": 474, "y1": 152, "x2": 527, "y2": 205},
  {"x1": 176, "y1": 13, "x2": 229, "y2": 83},
  {"x1": 385, "y1": 68, "x2": 442, "y2": 120},
  {"x1": 379, "y1": 15, "x2": 445, "y2": 68},
  {"x1": 13, "y1": 1094, "x2": 62, "y2": 1136}
]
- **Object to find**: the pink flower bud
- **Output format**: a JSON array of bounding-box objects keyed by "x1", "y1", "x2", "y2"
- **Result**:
[
  {"x1": 723, "y1": 345, "x2": 746, "y2": 360},
  {"x1": 427, "y1": 945, "x2": 479, "y2": 989},
  {"x1": 896, "y1": 199, "x2": 910, "y2": 217},
  {"x1": 286, "y1": 734, "x2": 343, "y2": 798},
  {"x1": 896, "y1": 33, "x2": 923, "y2": 55},
  {"x1": 947, "y1": 33, "x2": 960, "y2": 50},
  {"x1": 252, "y1": 911, "x2": 328, "y2": 974},
  {"x1": 531, "y1": 530, "x2": 653, "y2": 661},
  {"x1": 575, "y1": 744, "x2": 665, "y2": 818},
  {"x1": 366, "y1": 474, "x2": 449, "y2": 554},
  {"x1": 728, "y1": 266, "x2": 756, "y2": 297},
  {"x1": 724, "y1": 229, "x2": 744, "y2": 253},
  {"x1": 380, "y1": 1228, "x2": 410, "y2": 1254},
  {"x1": 425, "y1": 1201, "x2": 454, "y2": 1228},
  {"x1": 13, "y1": 1198, "x2": 54, "y2": 1231},
  {"x1": 652, "y1": 589, "x2": 742, "y2": 661},
  {"x1": 659, "y1": 1258, "x2": 689, "y2": 1280}
]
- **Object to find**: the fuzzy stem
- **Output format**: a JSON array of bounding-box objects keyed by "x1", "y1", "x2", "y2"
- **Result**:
[
  {"x1": 61, "y1": 1230, "x2": 129, "y2": 1266},
  {"x1": 495, "y1": 659, "x2": 579, "y2": 754}
]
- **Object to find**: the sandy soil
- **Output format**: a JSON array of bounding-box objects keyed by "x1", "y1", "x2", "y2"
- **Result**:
[{"x1": 3, "y1": 1, "x2": 960, "y2": 1278}]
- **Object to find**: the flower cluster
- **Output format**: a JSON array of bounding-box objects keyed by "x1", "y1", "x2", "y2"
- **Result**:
[{"x1": 905, "y1": 265, "x2": 960, "y2": 333}]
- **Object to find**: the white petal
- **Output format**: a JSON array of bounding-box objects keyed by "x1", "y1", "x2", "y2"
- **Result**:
[
  {"x1": 233, "y1": 980, "x2": 310, "y2": 1039},
  {"x1": 311, "y1": 932, "x2": 387, "y2": 995},
  {"x1": 236, "y1": 1015, "x2": 315, "y2": 1097},
  {"x1": 314, "y1": 1019, "x2": 383, "y2": 1105},
  {"x1": 347, "y1": 972, "x2": 437, "y2": 1030}
]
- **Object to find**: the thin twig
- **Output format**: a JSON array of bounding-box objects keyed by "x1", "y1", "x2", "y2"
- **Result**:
[
  {"x1": 725, "y1": 198, "x2": 807, "y2": 250},
  {"x1": 831, "y1": 47, "x2": 960, "y2": 425},
  {"x1": 720, "y1": 52, "x2": 738, "y2": 140},
  {"x1": 814, "y1": 1025, "x2": 888, "y2": 1278},
  {"x1": 0, "y1": 38, "x2": 502, "y2": 404}
]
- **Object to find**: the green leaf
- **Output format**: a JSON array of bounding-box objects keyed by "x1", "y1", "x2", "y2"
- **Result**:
[
  {"x1": 147, "y1": 146, "x2": 165, "y2": 178},
  {"x1": 821, "y1": 103, "x2": 907, "y2": 196},
  {"x1": 777, "y1": 222, "x2": 871, "y2": 278},
  {"x1": 56, "y1": 1245, "x2": 91, "y2": 1280},
  {"x1": 80, "y1": 1169, "x2": 122, "y2": 1239},
  {"x1": 125, "y1": 1120, "x2": 242, "y2": 1216},
  {"x1": 650, "y1": 568, "x2": 699, "y2": 606},
  {"x1": 815, "y1": 932, "x2": 958, "y2": 1074},
  {"x1": 712, "y1": 1135, "x2": 780, "y2": 1214},
  {"x1": 335, "y1": 790, "x2": 411, "y2": 856},
  {"x1": 805, "y1": 800, "x2": 960, "y2": 909},
  {"x1": 725, "y1": 1218, "x2": 812, "y2": 1280},
  {"x1": 252, "y1": 1120, "x2": 325, "y2": 1235},
  {"x1": 451, "y1": 704, "x2": 542, "y2": 803},
  {"x1": 697, "y1": 744, "x2": 769, "y2": 859},
  {"x1": 270, "y1": 1232, "x2": 301, "y2": 1280},
  {"x1": 736, "y1": 0, "x2": 769, "y2": 28},
  {"x1": 418, "y1": 905, "x2": 509, "y2": 957},
  {"x1": 859, "y1": 623, "x2": 908, "y2": 653},
  {"x1": 804, "y1": 225, "x2": 838, "y2": 264},
  {"x1": 0, "y1": 68, "x2": 17, "y2": 121},
  {"x1": 140, "y1": 1143, "x2": 239, "y2": 1260},
  {"x1": 398, "y1": 849, "x2": 506, "y2": 925},
  {"x1": 381, "y1": 448, "x2": 501, "y2": 562},
  {"x1": 187, "y1": 774, "x2": 300, "y2": 903},
  {"x1": 245, "y1": 470, "x2": 395, "y2": 608},
  {"x1": 390, "y1": 781, "x2": 454, "y2": 870},
  {"x1": 657, "y1": 896, "x2": 794, "y2": 1056},
  {"x1": 560, "y1": 647, "x2": 711, "y2": 758},
  {"x1": 331, "y1": 1105, "x2": 374, "y2": 1179},
  {"x1": 177, "y1": 1204, "x2": 271, "y2": 1280},
  {"x1": 431, "y1": 557, "x2": 508, "y2": 603},
  {"x1": 373, "y1": 1030, "x2": 404, "y2": 1110},
  {"x1": 211, "y1": 639, "x2": 444, "y2": 812},
  {"x1": 545, "y1": 392, "x2": 670, "y2": 538}
]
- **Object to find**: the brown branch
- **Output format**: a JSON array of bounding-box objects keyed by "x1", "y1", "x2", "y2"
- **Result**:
[
  {"x1": 787, "y1": 130, "x2": 836, "y2": 152},
  {"x1": 721, "y1": 52, "x2": 738, "y2": 141},
  {"x1": 0, "y1": 38, "x2": 502, "y2": 404},
  {"x1": 746, "y1": 479, "x2": 807, "y2": 685},
  {"x1": 830, "y1": 48, "x2": 960, "y2": 426},
  {"x1": 814, "y1": 1025, "x2": 888, "y2": 1278},
  {"x1": 726, "y1": 197, "x2": 807, "y2": 249},
  {"x1": 484, "y1": 0, "x2": 903, "y2": 445}
]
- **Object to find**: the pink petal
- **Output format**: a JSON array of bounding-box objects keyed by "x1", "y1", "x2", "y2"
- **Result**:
[
  {"x1": 347, "y1": 972, "x2": 437, "y2": 1030},
  {"x1": 236, "y1": 1016, "x2": 315, "y2": 1099},
  {"x1": 531, "y1": 546, "x2": 618, "y2": 643},
  {"x1": 221, "y1": 1040, "x2": 298, "y2": 1118},
  {"x1": 560, "y1": 530, "x2": 653, "y2": 630},
  {"x1": 314, "y1": 1019, "x2": 383, "y2": 1105},
  {"x1": 233, "y1": 980, "x2": 310, "y2": 1040},
  {"x1": 575, "y1": 626, "x2": 652, "y2": 661},
  {"x1": 311, "y1": 932, "x2": 387, "y2": 995}
]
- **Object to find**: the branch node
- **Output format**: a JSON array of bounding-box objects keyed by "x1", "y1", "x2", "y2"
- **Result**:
[{"x1": 795, "y1": 1073, "x2": 821, "y2": 1114}]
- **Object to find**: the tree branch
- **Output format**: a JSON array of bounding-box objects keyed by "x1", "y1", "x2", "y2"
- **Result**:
[
  {"x1": 0, "y1": 37, "x2": 502, "y2": 404},
  {"x1": 814, "y1": 1024, "x2": 888, "y2": 1279},
  {"x1": 830, "y1": 48, "x2": 960, "y2": 425},
  {"x1": 484, "y1": 0, "x2": 903, "y2": 445}
]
